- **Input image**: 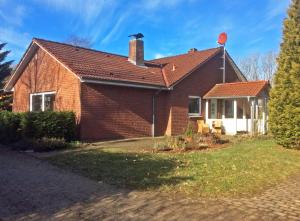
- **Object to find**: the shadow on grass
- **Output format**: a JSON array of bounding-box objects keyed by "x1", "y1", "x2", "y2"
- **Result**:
[{"x1": 48, "y1": 149, "x2": 192, "y2": 190}]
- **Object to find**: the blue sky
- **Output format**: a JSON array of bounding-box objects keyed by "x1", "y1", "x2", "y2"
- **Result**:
[{"x1": 0, "y1": 0, "x2": 291, "y2": 64}]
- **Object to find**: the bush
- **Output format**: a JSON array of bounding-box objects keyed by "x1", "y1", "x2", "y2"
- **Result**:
[
  {"x1": 31, "y1": 137, "x2": 70, "y2": 152},
  {"x1": 10, "y1": 137, "x2": 81, "y2": 152},
  {"x1": 0, "y1": 111, "x2": 22, "y2": 144},
  {"x1": 0, "y1": 111, "x2": 77, "y2": 145},
  {"x1": 167, "y1": 136, "x2": 187, "y2": 151},
  {"x1": 21, "y1": 111, "x2": 76, "y2": 141},
  {"x1": 184, "y1": 122, "x2": 195, "y2": 137},
  {"x1": 153, "y1": 133, "x2": 229, "y2": 152},
  {"x1": 153, "y1": 141, "x2": 172, "y2": 152},
  {"x1": 0, "y1": 92, "x2": 13, "y2": 111}
]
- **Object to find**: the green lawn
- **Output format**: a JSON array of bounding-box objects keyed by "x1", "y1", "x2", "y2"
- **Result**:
[{"x1": 46, "y1": 138, "x2": 300, "y2": 197}]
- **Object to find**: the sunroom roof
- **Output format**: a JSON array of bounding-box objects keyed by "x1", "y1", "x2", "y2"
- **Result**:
[{"x1": 203, "y1": 80, "x2": 269, "y2": 99}]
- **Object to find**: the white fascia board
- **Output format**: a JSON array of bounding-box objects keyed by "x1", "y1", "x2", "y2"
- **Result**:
[
  {"x1": 4, "y1": 43, "x2": 38, "y2": 91},
  {"x1": 81, "y1": 78, "x2": 172, "y2": 91},
  {"x1": 204, "y1": 96, "x2": 256, "y2": 99}
]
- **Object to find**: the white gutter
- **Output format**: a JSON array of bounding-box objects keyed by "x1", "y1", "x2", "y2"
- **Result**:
[
  {"x1": 203, "y1": 96, "x2": 257, "y2": 99},
  {"x1": 81, "y1": 78, "x2": 172, "y2": 91}
]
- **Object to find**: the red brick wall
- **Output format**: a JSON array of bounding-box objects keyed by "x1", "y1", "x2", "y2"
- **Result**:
[
  {"x1": 165, "y1": 51, "x2": 241, "y2": 135},
  {"x1": 13, "y1": 48, "x2": 81, "y2": 119},
  {"x1": 80, "y1": 83, "x2": 155, "y2": 141},
  {"x1": 154, "y1": 91, "x2": 171, "y2": 136}
]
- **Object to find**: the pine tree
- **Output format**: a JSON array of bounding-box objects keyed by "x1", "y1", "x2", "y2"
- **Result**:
[
  {"x1": 269, "y1": 0, "x2": 300, "y2": 148},
  {"x1": 0, "y1": 92, "x2": 12, "y2": 111},
  {"x1": 0, "y1": 43, "x2": 13, "y2": 88}
]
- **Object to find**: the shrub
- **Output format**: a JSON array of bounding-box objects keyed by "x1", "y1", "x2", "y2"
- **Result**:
[
  {"x1": 0, "y1": 111, "x2": 77, "y2": 145},
  {"x1": 31, "y1": 137, "x2": 69, "y2": 152},
  {"x1": 167, "y1": 136, "x2": 187, "y2": 151},
  {"x1": 153, "y1": 133, "x2": 229, "y2": 153},
  {"x1": 0, "y1": 111, "x2": 22, "y2": 144},
  {"x1": 184, "y1": 122, "x2": 195, "y2": 137},
  {"x1": 10, "y1": 138, "x2": 81, "y2": 152},
  {"x1": 0, "y1": 92, "x2": 13, "y2": 111},
  {"x1": 153, "y1": 136, "x2": 187, "y2": 152},
  {"x1": 21, "y1": 111, "x2": 77, "y2": 141},
  {"x1": 153, "y1": 141, "x2": 171, "y2": 152}
]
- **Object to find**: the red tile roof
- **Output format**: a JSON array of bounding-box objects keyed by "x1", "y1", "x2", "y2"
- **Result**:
[
  {"x1": 150, "y1": 48, "x2": 221, "y2": 86},
  {"x1": 203, "y1": 80, "x2": 270, "y2": 98},
  {"x1": 34, "y1": 39, "x2": 165, "y2": 86},
  {"x1": 33, "y1": 38, "x2": 222, "y2": 88}
]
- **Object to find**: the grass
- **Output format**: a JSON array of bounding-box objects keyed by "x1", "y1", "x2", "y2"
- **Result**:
[{"x1": 46, "y1": 137, "x2": 300, "y2": 197}]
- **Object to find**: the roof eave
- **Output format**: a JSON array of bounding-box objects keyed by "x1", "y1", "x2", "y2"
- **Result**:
[
  {"x1": 80, "y1": 77, "x2": 172, "y2": 91},
  {"x1": 203, "y1": 95, "x2": 257, "y2": 99},
  {"x1": 4, "y1": 42, "x2": 38, "y2": 91}
]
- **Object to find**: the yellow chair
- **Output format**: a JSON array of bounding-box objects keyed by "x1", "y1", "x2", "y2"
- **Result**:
[
  {"x1": 197, "y1": 120, "x2": 210, "y2": 134},
  {"x1": 212, "y1": 120, "x2": 222, "y2": 135}
]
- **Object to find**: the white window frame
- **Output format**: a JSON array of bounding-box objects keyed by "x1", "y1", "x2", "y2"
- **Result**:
[
  {"x1": 30, "y1": 91, "x2": 56, "y2": 112},
  {"x1": 188, "y1": 96, "x2": 201, "y2": 117},
  {"x1": 210, "y1": 99, "x2": 217, "y2": 119}
]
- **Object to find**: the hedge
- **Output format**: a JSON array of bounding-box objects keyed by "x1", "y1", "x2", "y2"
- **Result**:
[
  {"x1": 0, "y1": 111, "x2": 77, "y2": 144},
  {"x1": 0, "y1": 111, "x2": 23, "y2": 144}
]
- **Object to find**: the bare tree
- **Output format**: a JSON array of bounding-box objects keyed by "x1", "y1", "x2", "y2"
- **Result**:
[
  {"x1": 65, "y1": 35, "x2": 92, "y2": 48},
  {"x1": 261, "y1": 51, "x2": 277, "y2": 85},
  {"x1": 238, "y1": 57, "x2": 252, "y2": 79},
  {"x1": 238, "y1": 51, "x2": 277, "y2": 83},
  {"x1": 238, "y1": 53, "x2": 261, "y2": 81}
]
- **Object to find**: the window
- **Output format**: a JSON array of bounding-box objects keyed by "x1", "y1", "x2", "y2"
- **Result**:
[
  {"x1": 210, "y1": 99, "x2": 217, "y2": 119},
  {"x1": 188, "y1": 96, "x2": 201, "y2": 116},
  {"x1": 225, "y1": 100, "x2": 234, "y2": 118},
  {"x1": 30, "y1": 92, "x2": 55, "y2": 112},
  {"x1": 44, "y1": 94, "x2": 55, "y2": 111},
  {"x1": 31, "y1": 94, "x2": 43, "y2": 112},
  {"x1": 237, "y1": 99, "x2": 244, "y2": 119}
]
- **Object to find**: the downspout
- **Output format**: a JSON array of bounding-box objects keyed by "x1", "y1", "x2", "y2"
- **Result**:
[{"x1": 152, "y1": 90, "x2": 162, "y2": 137}]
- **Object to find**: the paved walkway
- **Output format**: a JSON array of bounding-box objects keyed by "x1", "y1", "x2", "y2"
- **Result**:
[{"x1": 1, "y1": 149, "x2": 300, "y2": 221}]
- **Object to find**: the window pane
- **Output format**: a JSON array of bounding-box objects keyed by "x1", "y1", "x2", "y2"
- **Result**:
[
  {"x1": 237, "y1": 100, "x2": 243, "y2": 119},
  {"x1": 32, "y1": 95, "x2": 42, "y2": 112},
  {"x1": 189, "y1": 98, "x2": 200, "y2": 114},
  {"x1": 210, "y1": 99, "x2": 217, "y2": 118},
  {"x1": 225, "y1": 100, "x2": 234, "y2": 118},
  {"x1": 44, "y1": 94, "x2": 55, "y2": 111}
]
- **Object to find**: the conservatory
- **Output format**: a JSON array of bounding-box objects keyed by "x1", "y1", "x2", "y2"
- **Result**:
[{"x1": 203, "y1": 80, "x2": 270, "y2": 135}]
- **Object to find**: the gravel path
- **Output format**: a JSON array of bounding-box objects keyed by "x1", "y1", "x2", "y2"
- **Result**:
[{"x1": 1, "y1": 148, "x2": 300, "y2": 221}]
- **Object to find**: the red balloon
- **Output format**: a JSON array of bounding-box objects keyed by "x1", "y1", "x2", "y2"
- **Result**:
[{"x1": 218, "y1": 32, "x2": 227, "y2": 45}]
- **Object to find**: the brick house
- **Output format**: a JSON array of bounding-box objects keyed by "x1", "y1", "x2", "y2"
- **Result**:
[{"x1": 4, "y1": 36, "x2": 269, "y2": 140}]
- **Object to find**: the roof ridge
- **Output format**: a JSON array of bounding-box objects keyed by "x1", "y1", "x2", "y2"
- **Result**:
[
  {"x1": 215, "y1": 80, "x2": 268, "y2": 86},
  {"x1": 149, "y1": 47, "x2": 222, "y2": 62},
  {"x1": 161, "y1": 68, "x2": 169, "y2": 86},
  {"x1": 33, "y1": 37, "x2": 128, "y2": 59},
  {"x1": 33, "y1": 38, "x2": 222, "y2": 63}
]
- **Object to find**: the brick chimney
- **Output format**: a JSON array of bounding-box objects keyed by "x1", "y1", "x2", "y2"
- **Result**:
[{"x1": 128, "y1": 38, "x2": 144, "y2": 66}]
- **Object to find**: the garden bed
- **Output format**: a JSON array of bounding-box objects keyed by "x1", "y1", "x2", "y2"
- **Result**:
[{"x1": 153, "y1": 133, "x2": 230, "y2": 153}]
